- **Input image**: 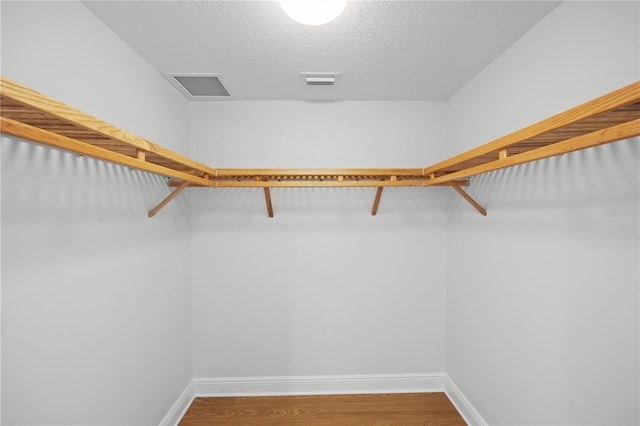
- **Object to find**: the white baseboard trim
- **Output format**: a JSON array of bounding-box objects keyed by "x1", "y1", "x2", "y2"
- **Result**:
[
  {"x1": 162, "y1": 373, "x2": 486, "y2": 426},
  {"x1": 159, "y1": 380, "x2": 194, "y2": 426},
  {"x1": 193, "y1": 372, "x2": 446, "y2": 397},
  {"x1": 444, "y1": 376, "x2": 488, "y2": 426}
]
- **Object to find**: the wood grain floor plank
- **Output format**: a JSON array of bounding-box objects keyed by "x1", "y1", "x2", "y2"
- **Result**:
[{"x1": 179, "y1": 393, "x2": 466, "y2": 425}]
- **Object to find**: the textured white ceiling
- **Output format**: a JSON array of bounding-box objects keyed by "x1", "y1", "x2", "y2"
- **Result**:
[{"x1": 84, "y1": 1, "x2": 560, "y2": 101}]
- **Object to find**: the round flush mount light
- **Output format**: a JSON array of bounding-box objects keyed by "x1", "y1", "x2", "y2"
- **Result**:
[{"x1": 279, "y1": 0, "x2": 347, "y2": 26}]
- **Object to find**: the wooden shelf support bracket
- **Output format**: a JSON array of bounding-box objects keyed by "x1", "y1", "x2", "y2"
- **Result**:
[
  {"x1": 371, "y1": 178, "x2": 385, "y2": 216},
  {"x1": 148, "y1": 180, "x2": 190, "y2": 218},
  {"x1": 263, "y1": 187, "x2": 274, "y2": 217},
  {"x1": 450, "y1": 183, "x2": 487, "y2": 216},
  {"x1": 260, "y1": 177, "x2": 274, "y2": 218}
]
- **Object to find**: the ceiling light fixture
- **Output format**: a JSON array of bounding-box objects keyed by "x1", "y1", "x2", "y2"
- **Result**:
[{"x1": 279, "y1": 0, "x2": 347, "y2": 26}]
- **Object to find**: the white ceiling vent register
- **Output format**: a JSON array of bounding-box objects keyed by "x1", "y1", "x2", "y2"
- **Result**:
[
  {"x1": 301, "y1": 72, "x2": 341, "y2": 86},
  {"x1": 164, "y1": 73, "x2": 230, "y2": 100}
]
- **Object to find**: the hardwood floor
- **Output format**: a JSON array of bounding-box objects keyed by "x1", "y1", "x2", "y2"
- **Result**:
[{"x1": 179, "y1": 392, "x2": 466, "y2": 425}]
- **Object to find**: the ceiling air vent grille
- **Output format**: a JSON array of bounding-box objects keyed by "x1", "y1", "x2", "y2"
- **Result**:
[
  {"x1": 301, "y1": 72, "x2": 341, "y2": 87},
  {"x1": 164, "y1": 73, "x2": 230, "y2": 100},
  {"x1": 306, "y1": 76, "x2": 335, "y2": 86}
]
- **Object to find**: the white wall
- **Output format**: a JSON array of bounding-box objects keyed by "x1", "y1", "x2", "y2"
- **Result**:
[
  {"x1": 446, "y1": 2, "x2": 639, "y2": 425},
  {"x1": 1, "y1": 2, "x2": 192, "y2": 424},
  {"x1": 2, "y1": 1, "x2": 638, "y2": 424},
  {"x1": 190, "y1": 101, "x2": 449, "y2": 378}
]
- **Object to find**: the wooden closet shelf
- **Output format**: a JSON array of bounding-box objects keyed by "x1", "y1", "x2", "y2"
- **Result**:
[
  {"x1": 2, "y1": 76, "x2": 639, "y2": 217},
  {"x1": 423, "y1": 82, "x2": 640, "y2": 184}
]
